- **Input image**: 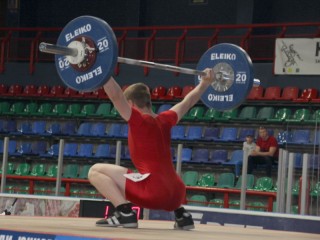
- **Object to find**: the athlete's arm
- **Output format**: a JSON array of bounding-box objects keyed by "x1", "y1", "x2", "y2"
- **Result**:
[
  {"x1": 103, "y1": 77, "x2": 132, "y2": 121},
  {"x1": 170, "y1": 69, "x2": 213, "y2": 123}
]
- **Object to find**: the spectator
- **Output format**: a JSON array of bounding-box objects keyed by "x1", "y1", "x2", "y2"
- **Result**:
[
  {"x1": 247, "y1": 126, "x2": 279, "y2": 177},
  {"x1": 243, "y1": 134, "x2": 256, "y2": 155}
]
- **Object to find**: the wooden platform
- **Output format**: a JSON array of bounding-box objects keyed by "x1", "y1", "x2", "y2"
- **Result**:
[{"x1": 0, "y1": 216, "x2": 319, "y2": 240}]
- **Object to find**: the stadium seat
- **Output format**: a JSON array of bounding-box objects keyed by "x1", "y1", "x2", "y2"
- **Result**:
[
  {"x1": 56, "y1": 87, "x2": 78, "y2": 98},
  {"x1": 171, "y1": 125, "x2": 185, "y2": 140},
  {"x1": 293, "y1": 88, "x2": 318, "y2": 102},
  {"x1": 60, "y1": 122, "x2": 77, "y2": 135},
  {"x1": 202, "y1": 127, "x2": 219, "y2": 141},
  {"x1": 20, "y1": 103, "x2": 39, "y2": 116},
  {"x1": 180, "y1": 148, "x2": 192, "y2": 162},
  {"x1": 46, "y1": 165, "x2": 58, "y2": 177},
  {"x1": 247, "y1": 86, "x2": 263, "y2": 100},
  {"x1": 267, "y1": 108, "x2": 291, "y2": 122},
  {"x1": 182, "y1": 106, "x2": 205, "y2": 121},
  {"x1": 257, "y1": 86, "x2": 281, "y2": 100},
  {"x1": 254, "y1": 177, "x2": 273, "y2": 191},
  {"x1": 30, "y1": 163, "x2": 46, "y2": 177},
  {"x1": 236, "y1": 106, "x2": 257, "y2": 120},
  {"x1": 285, "y1": 108, "x2": 310, "y2": 122},
  {"x1": 176, "y1": 85, "x2": 195, "y2": 99},
  {"x1": 44, "y1": 85, "x2": 65, "y2": 97},
  {"x1": 160, "y1": 85, "x2": 182, "y2": 100},
  {"x1": 275, "y1": 86, "x2": 299, "y2": 101},
  {"x1": 107, "y1": 106, "x2": 120, "y2": 118},
  {"x1": 216, "y1": 173, "x2": 235, "y2": 188},
  {"x1": 192, "y1": 148, "x2": 210, "y2": 163},
  {"x1": 32, "y1": 121, "x2": 47, "y2": 135},
  {"x1": 94, "y1": 144, "x2": 110, "y2": 158},
  {"x1": 215, "y1": 108, "x2": 238, "y2": 121},
  {"x1": 14, "y1": 163, "x2": 31, "y2": 176},
  {"x1": 120, "y1": 124, "x2": 129, "y2": 138},
  {"x1": 40, "y1": 144, "x2": 59, "y2": 157},
  {"x1": 78, "y1": 165, "x2": 92, "y2": 179},
  {"x1": 151, "y1": 85, "x2": 166, "y2": 100},
  {"x1": 210, "y1": 149, "x2": 228, "y2": 164},
  {"x1": 3, "y1": 84, "x2": 23, "y2": 96},
  {"x1": 88, "y1": 103, "x2": 112, "y2": 117},
  {"x1": 229, "y1": 200, "x2": 240, "y2": 209},
  {"x1": 123, "y1": 145, "x2": 131, "y2": 160},
  {"x1": 223, "y1": 150, "x2": 243, "y2": 176},
  {"x1": 75, "y1": 122, "x2": 93, "y2": 136},
  {"x1": 286, "y1": 129, "x2": 310, "y2": 144},
  {"x1": 185, "y1": 126, "x2": 202, "y2": 140},
  {"x1": 309, "y1": 154, "x2": 319, "y2": 169},
  {"x1": 199, "y1": 108, "x2": 221, "y2": 121},
  {"x1": 247, "y1": 201, "x2": 265, "y2": 211},
  {"x1": 33, "y1": 103, "x2": 53, "y2": 116},
  {"x1": 64, "y1": 143, "x2": 78, "y2": 157},
  {"x1": 0, "y1": 101, "x2": 10, "y2": 114},
  {"x1": 60, "y1": 103, "x2": 82, "y2": 117},
  {"x1": 16, "y1": 142, "x2": 33, "y2": 155},
  {"x1": 188, "y1": 194, "x2": 207, "y2": 206},
  {"x1": 21, "y1": 84, "x2": 37, "y2": 97},
  {"x1": 237, "y1": 128, "x2": 255, "y2": 142},
  {"x1": 13, "y1": 121, "x2": 33, "y2": 135},
  {"x1": 48, "y1": 103, "x2": 68, "y2": 116},
  {"x1": 234, "y1": 174, "x2": 255, "y2": 189},
  {"x1": 90, "y1": 122, "x2": 107, "y2": 137},
  {"x1": 198, "y1": 173, "x2": 215, "y2": 187},
  {"x1": 305, "y1": 109, "x2": 320, "y2": 123},
  {"x1": 208, "y1": 198, "x2": 224, "y2": 208},
  {"x1": 31, "y1": 141, "x2": 47, "y2": 155},
  {"x1": 92, "y1": 87, "x2": 109, "y2": 99},
  {"x1": 75, "y1": 104, "x2": 96, "y2": 117},
  {"x1": 182, "y1": 171, "x2": 199, "y2": 186},
  {"x1": 0, "y1": 162, "x2": 15, "y2": 175},
  {"x1": 157, "y1": 104, "x2": 172, "y2": 114},
  {"x1": 252, "y1": 107, "x2": 274, "y2": 120},
  {"x1": 4, "y1": 102, "x2": 25, "y2": 116},
  {"x1": 63, "y1": 164, "x2": 79, "y2": 178},
  {"x1": 77, "y1": 143, "x2": 94, "y2": 157},
  {"x1": 0, "y1": 84, "x2": 8, "y2": 94},
  {"x1": 46, "y1": 122, "x2": 61, "y2": 135},
  {"x1": 310, "y1": 182, "x2": 320, "y2": 197},
  {"x1": 108, "y1": 123, "x2": 122, "y2": 137},
  {"x1": 218, "y1": 127, "x2": 237, "y2": 142},
  {"x1": 36, "y1": 85, "x2": 50, "y2": 96}
]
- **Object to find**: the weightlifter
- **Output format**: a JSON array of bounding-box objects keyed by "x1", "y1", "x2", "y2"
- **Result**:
[{"x1": 88, "y1": 68, "x2": 214, "y2": 229}]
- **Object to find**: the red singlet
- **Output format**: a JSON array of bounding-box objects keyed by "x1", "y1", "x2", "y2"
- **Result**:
[
  {"x1": 256, "y1": 135, "x2": 279, "y2": 157},
  {"x1": 125, "y1": 107, "x2": 186, "y2": 211}
]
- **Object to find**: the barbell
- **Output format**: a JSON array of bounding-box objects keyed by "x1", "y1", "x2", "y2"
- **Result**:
[{"x1": 38, "y1": 15, "x2": 260, "y2": 110}]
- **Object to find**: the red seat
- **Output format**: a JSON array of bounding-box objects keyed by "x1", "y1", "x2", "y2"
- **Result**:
[
  {"x1": 37, "y1": 85, "x2": 50, "y2": 96},
  {"x1": 256, "y1": 86, "x2": 281, "y2": 100},
  {"x1": 176, "y1": 85, "x2": 195, "y2": 99},
  {"x1": 0, "y1": 84, "x2": 8, "y2": 94},
  {"x1": 44, "y1": 85, "x2": 65, "y2": 97},
  {"x1": 92, "y1": 88, "x2": 109, "y2": 99},
  {"x1": 57, "y1": 87, "x2": 79, "y2": 98},
  {"x1": 3, "y1": 84, "x2": 23, "y2": 96},
  {"x1": 293, "y1": 88, "x2": 317, "y2": 102},
  {"x1": 75, "y1": 91, "x2": 94, "y2": 98},
  {"x1": 246, "y1": 86, "x2": 264, "y2": 100},
  {"x1": 151, "y1": 86, "x2": 166, "y2": 100},
  {"x1": 160, "y1": 86, "x2": 182, "y2": 100},
  {"x1": 274, "y1": 86, "x2": 299, "y2": 101},
  {"x1": 21, "y1": 84, "x2": 37, "y2": 97}
]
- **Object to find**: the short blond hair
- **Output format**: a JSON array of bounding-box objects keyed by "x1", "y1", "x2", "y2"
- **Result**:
[{"x1": 123, "y1": 83, "x2": 152, "y2": 109}]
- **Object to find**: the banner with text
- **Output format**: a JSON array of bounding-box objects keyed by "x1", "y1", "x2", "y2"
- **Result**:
[{"x1": 274, "y1": 38, "x2": 320, "y2": 75}]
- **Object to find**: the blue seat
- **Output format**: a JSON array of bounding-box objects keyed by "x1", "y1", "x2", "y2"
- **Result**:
[
  {"x1": 8, "y1": 140, "x2": 17, "y2": 155},
  {"x1": 123, "y1": 145, "x2": 131, "y2": 160},
  {"x1": 210, "y1": 149, "x2": 228, "y2": 164},
  {"x1": 192, "y1": 148, "x2": 210, "y2": 163},
  {"x1": 157, "y1": 104, "x2": 172, "y2": 114},
  {"x1": 15, "y1": 142, "x2": 33, "y2": 155},
  {"x1": 32, "y1": 121, "x2": 47, "y2": 135},
  {"x1": 203, "y1": 127, "x2": 219, "y2": 141},
  {"x1": 12, "y1": 122, "x2": 32, "y2": 135},
  {"x1": 6, "y1": 120, "x2": 17, "y2": 133},
  {"x1": 294, "y1": 153, "x2": 302, "y2": 168},
  {"x1": 181, "y1": 148, "x2": 192, "y2": 162},
  {"x1": 287, "y1": 129, "x2": 311, "y2": 144},
  {"x1": 0, "y1": 139, "x2": 3, "y2": 153},
  {"x1": 90, "y1": 122, "x2": 107, "y2": 137},
  {"x1": 223, "y1": 150, "x2": 243, "y2": 176},
  {"x1": 31, "y1": 141, "x2": 47, "y2": 155},
  {"x1": 64, "y1": 143, "x2": 78, "y2": 157},
  {"x1": 277, "y1": 130, "x2": 292, "y2": 144},
  {"x1": 120, "y1": 124, "x2": 129, "y2": 138},
  {"x1": 76, "y1": 122, "x2": 92, "y2": 136},
  {"x1": 77, "y1": 143, "x2": 94, "y2": 157},
  {"x1": 94, "y1": 144, "x2": 110, "y2": 158},
  {"x1": 171, "y1": 125, "x2": 185, "y2": 140},
  {"x1": 46, "y1": 122, "x2": 61, "y2": 135},
  {"x1": 185, "y1": 126, "x2": 202, "y2": 140},
  {"x1": 0, "y1": 119, "x2": 6, "y2": 133},
  {"x1": 237, "y1": 128, "x2": 255, "y2": 142},
  {"x1": 108, "y1": 123, "x2": 122, "y2": 137},
  {"x1": 61, "y1": 122, "x2": 77, "y2": 135},
  {"x1": 40, "y1": 144, "x2": 59, "y2": 157},
  {"x1": 309, "y1": 154, "x2": 319, "y2": 169},
  {"x1": 218, "y1": 127, "x2": 237, "y2": 142}
]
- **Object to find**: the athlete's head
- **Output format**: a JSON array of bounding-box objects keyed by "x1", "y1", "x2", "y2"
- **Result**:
[{"x1": 124, "y1": 83, "x2": 152, "y2": 109}]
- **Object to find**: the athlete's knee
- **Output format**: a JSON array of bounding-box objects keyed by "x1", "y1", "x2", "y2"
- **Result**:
[{"x1": 88, "y1": 163, "x2": 101, "y2": 182}]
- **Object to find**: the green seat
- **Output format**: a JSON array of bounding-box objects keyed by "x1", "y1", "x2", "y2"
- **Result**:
[
  {"x1": 30, "y1": 163, "x2": 46, "y2": 177},
  {"x1": 107, "y1": 106, "x2": 120, "y2": 118},
  {"x1": 20, "y1": 102, "x2": 39, "y2": 116},
  {"x1": 78, "y1": 164, "x2": 91, "y2": 179},
  {"x1": 34, "y1": 186, "x2": 49, "y2": 195},
  {"x1": 199, "y1": 108, "x2": 221, "y2": 121},
  {"x1": 46, "y1": 165, "x2": 58, "y2": 178},
  {"x1": 5, "y1": 185, "x2": 15, "y2": 194},
  {"x1": 197, "y1": 173, "x2": 215, "y2": 187},
  {"x1": 60, "y1": 103, "x2": 82, "y2": 117},
  {"x1": 236, "y1": 106, "x2": 257, "y2": 120},
  {"x1": 234, "y1": 174, "x2": 255, "y2": 189},
  {"x1": 305, "y1": 109, "x2": 320, "y2": 123},
  {"x1": 291, "y1": 205, "x2": 299, "y2": 214},
  {"x1": 182, "y1": 106, "x2": 205, "y2": 121},
  {"x1": 75, "y1": 104, "x2": 96, "y2": 117},
  {"x1": 182, "y1": 171, "x2": 199, "y2": 186},
  {"x1": 47, "y1": 103, "x2": 68, "y2": 116},
  {"x1": 1, "y1": 162, "x2": 15, "y2": 175},
  {"x1": 51, "y1": 186, "x2": 66, "y2": 196},
  {"x1": 310, "y1": 182, "x2": 320, "y2": 197},
  {"x1": 229, "y1": 200, "x2": 240, "y2": 209},
  {"x1": 252, "y1": 107, "x2": 274, "y2": 120},
  {"x1": 292, "y1": 180, "x2": 300, "y2": 196},
  {"x1": 0, "y1": 101, "x2": 11, "y2": 114},
  {"x1": 188, "y1": 194, "x2": 207, "y2": 206},
  {"x1": 267, "y1": 108, "x2": 291, "y2": 122},
  {"x1": 70, "y1": 188, "x2": 83, "y2": 197},
  {"x1": 14, "y1": 163, "x2": 31, "y2": 176},
  {"x1": 216, "y1": 173, "x2": 235, "y2": 188},
  {"x1": 63, "y1": 164, "x2": 79, "y2": 178},
  {"x1": 4, "y1": 102, "x2": 25, "y2": 115},
  {"x1": 208, "y1": 198, "x2": 224, "y2": 208},
  {"x1": 33, "y1": 103, "x2": 53, "y2": 116},
  {"x1": 16, "y1": 186, "x2": 30, "y2": 194},
  {"x1": 254, "y1": 177, "x2": 273, "y2": 191},
  {"x1": 285, "y1": 108, "x2": 311, "y2": 123},
  {"x1": 247, "y1": 201, "x2": 265, "y2": 211},
  {"x1": 215, "y1": 108, "x2": 238, "y2": 121},
  {"x1": 88, "y1": 103, "x2": 112, "y2": 117}
]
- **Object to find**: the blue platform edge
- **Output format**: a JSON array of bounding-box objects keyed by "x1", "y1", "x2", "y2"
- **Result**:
[{"x1": 0, "y1": 229, "x2": 112, "y2": 240}]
